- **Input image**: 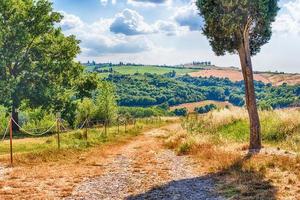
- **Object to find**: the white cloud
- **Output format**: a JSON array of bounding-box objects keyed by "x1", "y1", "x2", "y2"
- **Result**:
[
  {"x1": 154, "y1": 20, "x2": 186, "y2": 36},
  {"x1": 173, "y1": 2, "x2": 202, "y2": 31},
  {"x1": 127, "y1": 0, "x2": 172, "y2": 7},
  {"x1": 110, "y1": 9, "x2": 154, "y2": 35},
  {"x1": 100, "y1": 0, "x2": 117, "y2": 6},
  {"x1": 59, "y1": 12, "x2": 153, "y2": 56},
  {"x1": 59, "y1": 11, "x2": 84, "y2": 31},
  {"x1": 273, "y1": 0, "x2": 300, "y2": 35},
  {"x1": 109, "y1": 8, "x2": 186, "y2": 36}
]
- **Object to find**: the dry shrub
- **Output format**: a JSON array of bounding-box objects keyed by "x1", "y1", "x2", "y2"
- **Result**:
[{"x1": 164, "y1": 130, "x2": 188, "y2": 149}]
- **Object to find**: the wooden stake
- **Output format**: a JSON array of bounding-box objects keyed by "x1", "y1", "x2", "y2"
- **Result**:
[
  {"x1": 57, "y1": 118, "x2": 60, "y2": 149},
  {"x1": 117, "y1": 117, "x2": 120, "y2": 134},
  {"x1": 124, "y1": 120, "x2": 127, "y2": 133},
  {"x1": 85, "y1": 119, "x2": 88, "y2": 141},
  {"x1": 9, "y1": 117, "x2": 13, "y2": 167}
]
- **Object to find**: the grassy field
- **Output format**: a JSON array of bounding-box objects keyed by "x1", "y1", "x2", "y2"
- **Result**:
[
  {"x1": 98, "y1": 65, "x2": 198, "y2": 76},
  {"x1": 0, "y1": 118, "x2": 169, "y2": 162},
  {"x1": 163, "y1": 107, "x2": 300, "y2": 199}
]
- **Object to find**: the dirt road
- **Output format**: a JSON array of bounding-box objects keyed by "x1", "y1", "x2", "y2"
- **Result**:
[{"x1": 65, "y1": 124, "x2": 223, "y2": 200}]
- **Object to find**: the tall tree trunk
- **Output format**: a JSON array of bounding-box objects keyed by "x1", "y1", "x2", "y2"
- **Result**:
[{"x1": 238, "y1": 35, "x2": 262, "y2": 151}]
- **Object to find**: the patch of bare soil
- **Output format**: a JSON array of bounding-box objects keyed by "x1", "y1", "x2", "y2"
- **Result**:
[
  {"x1": 189, "y1": 69, "x2": 270, "y2": 83},
  {"x1": 261, "y1": 73, "x2": 300, "y2": 86},
  {"x1": 188, "y1": 69, "x2": 300, "y2": 86}
]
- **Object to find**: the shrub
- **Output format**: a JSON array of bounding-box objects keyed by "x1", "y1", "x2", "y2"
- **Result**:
[
  {"x1": 19, "y1": 108, "x2": 56, "y2": 132},
  {"x1": 0, "y1": 105, "x2": 9, "y2": 134},
  {"x1": 173, "y1": 108, "x2": 188, "y2": 116},
  {"x1": 194, "y1": 104, "x2": 217, "y2": 114}
]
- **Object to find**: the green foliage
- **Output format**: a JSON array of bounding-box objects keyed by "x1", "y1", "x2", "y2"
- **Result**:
[
  {"x1": 196, "y1": 0, "x2": 279, "y2": 56},
  {"x1": 19, "y1": 108, "x2": 56, "y2": 131},
  {"x1": 95, "y1": 82, "x2": 118, "y2": 124},
  {"x1": 92, "y1": 65, "x2": 196, "y2": 76},
  {"x1": 118, "y1": 106, "x2": 168, "y2": 118},
  {"x1": 107, "y1": 73, "x2": 299, "y2": 109},
  {"x1": 0, "y1": 106, "x2": 9, "y2": 134},
  {"x1": 75, "y1": 98, "x2": 96, "y2": 126},
  {"x1": 0, "y1": 0, "x2": 82, "y2": 114},
  {"x1": 229, "y1": 94, "x2": 245, "y2": 106},
  {"x1": 75, "y1": 73, "x2": 100, "y2": 99},
  {"x1": 173, "y1": 108, "x2": 188, "y2": 116},
  {"x1": 194, "y1": 104, "x2": 217, "y2": 114}
]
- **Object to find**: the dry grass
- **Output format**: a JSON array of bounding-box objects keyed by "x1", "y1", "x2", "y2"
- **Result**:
[
  {"x1": 188, "y1": 69, "x2": 270, "y2": 83},
  {"x1": 0, "y1": 119, "x2": 173, "y2": 199},
  {"x1": 188, "y1": 68, "x2": 300, "y2": 86},
  {"x1": 170, "y1": 100, "x2": 234, "y2": 113},
  {"x1": 163, "y1": 113, "x2": 300, "y2": 199}
]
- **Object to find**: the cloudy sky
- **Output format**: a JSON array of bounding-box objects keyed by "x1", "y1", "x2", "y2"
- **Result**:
[{"x1": 53, "y1": 0, "x2": 300, "y2": 73}]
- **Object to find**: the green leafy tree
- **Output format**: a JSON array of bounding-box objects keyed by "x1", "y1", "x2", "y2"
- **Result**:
[
  {"x1": 196, "y1": 0, "x2": 279, "y2": 150},
  {"x1": 95, "y1": 82, "x2": 118, "y2": 135},
  {"x1": 0, "y1": 0, "x2": 82, "y2": 130},
  {"x1": 75, "y1": 98, "x2": 96, "y2": 126}
]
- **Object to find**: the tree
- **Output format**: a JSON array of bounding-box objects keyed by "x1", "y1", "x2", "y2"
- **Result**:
[
  {"x1": 196, "y1": 0, "x2": 279, "y2": 150},
  {"x1": 75, "y1": 98, "x2": 96, "y2": 126},
  {"x1": 95, "y1": 82, "x2": 118, "y2": 135},
  {"x1": 76, "y1": 98, "x2": 95, "y2": 139},
  {"x1": 0, "y1": 0, "x2": 82, "y2": 130},
  {"x1": 173, "y1": 108, "x2": 188, "y2": 117}
]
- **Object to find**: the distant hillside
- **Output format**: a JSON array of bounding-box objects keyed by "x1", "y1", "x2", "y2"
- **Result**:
[
  {"x1": 83, "y1": 64, "x2": 198, "y2": 76},
  {"x1": 188, "y1": 68, "x2": 300, "y2": 86},
  {"x1": 83, "y1": 63, "x2": 300, "y2": 86}
]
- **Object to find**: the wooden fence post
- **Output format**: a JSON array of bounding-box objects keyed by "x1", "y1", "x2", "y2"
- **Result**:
[
  {"x1": 117, "y1": 117, "x2": 120, "y2": 135},
  {"x1": 84, "y1": 118, "x2": 88, "y2": 141},
  {"x1": 56, "y1": 113, "x2": 61, "y2": 150},
  {"x1": 9, "y1": 116, "x2": 13, "y2": 167}
]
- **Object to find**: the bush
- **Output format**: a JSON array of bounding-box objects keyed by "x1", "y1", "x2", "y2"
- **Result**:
[
  {"x1": 229, "y1": 94, "x2": 245, "y2": 106},
  {"x1": 118, "y1": 106, "x2": 168, "y2": 118},
  {"x1": 194, "y1": 104, "x2": 217, "y2": 114},
  {"x1": 173, "y1": 108, "x2": 188, "y2": 116},
  {"x1": 0, "y1": 105, "x2": 9, "y2": 134},
  {"x1": 19, "y1": 108, "x2": 56, "y2": 131}
]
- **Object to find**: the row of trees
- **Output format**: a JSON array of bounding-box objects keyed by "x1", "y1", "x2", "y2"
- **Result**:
[{"x1": 106, "y1": 73, "x2": 299, "y2": 109}]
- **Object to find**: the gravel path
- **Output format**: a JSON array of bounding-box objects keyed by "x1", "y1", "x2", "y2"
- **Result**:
[{"x1": 66, "y1": 127, "x2": 224, "y2": 200}]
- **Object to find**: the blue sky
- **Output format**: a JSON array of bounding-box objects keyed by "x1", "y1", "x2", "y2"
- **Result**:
[{"x1": 53, "y1": 0, "x2": 300, "y2": 73}]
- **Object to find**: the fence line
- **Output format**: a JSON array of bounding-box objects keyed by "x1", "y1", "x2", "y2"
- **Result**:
[
  {"x1": 1, "y1": 115, "x2": 162, "y2": 167},
  {"x1": 11, "y1": 118, "x2": 57, "y2": 137}
]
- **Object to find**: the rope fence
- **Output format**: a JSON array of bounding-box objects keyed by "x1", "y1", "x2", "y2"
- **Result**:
[{"x1": 0, "y1": 114, "x2": 146, "y2": 167}]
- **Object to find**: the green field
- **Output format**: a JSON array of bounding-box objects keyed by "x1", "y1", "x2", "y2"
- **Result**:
[{"x1": 97, "y1": 65, "x2": 198, "y2": 75}]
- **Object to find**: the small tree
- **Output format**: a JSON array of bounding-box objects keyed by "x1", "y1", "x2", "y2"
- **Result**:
[
  {"x1": 76, "y1": 98, "x2": 95, "y2": 139},
  {"x1": 76, "y1": 98, "x2": 96, "y2": 126},
  {"x1": 95, "y1": 82, "x2": 118, "y2": 135},
  {"x1": 196, "y1": 0, "x2": 279, "y2": 150}
]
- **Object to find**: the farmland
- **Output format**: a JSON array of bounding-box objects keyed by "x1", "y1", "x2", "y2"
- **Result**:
[
  {"x1": 188, "y1": 68, "x2": 300, "y2": 86},
  {"x1": 93, "y1": 65, "x2": 198, "y2": 76}
]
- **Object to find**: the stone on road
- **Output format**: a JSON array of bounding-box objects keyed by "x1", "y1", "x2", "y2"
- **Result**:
[{"x1": 66, "y1": 126, "x2": 224, "y2": 200}]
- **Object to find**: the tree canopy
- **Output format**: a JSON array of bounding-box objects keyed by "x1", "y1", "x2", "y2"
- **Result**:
[
  {"x1": 196, "y1": 0, "x2": 279, "y2": 56},
  {"x1": 0, "y1": 0, "x2": 82, "y2": 115}
]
